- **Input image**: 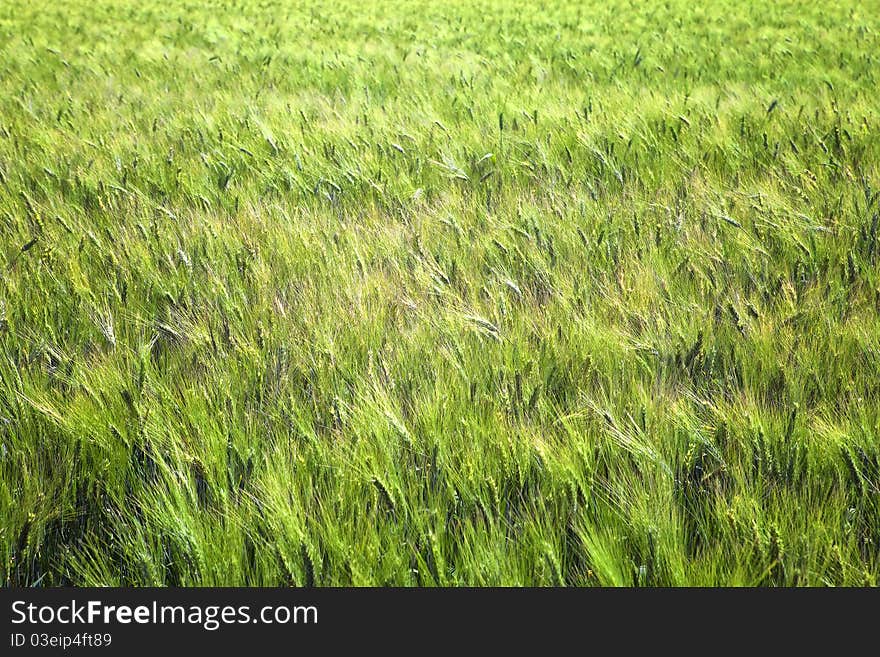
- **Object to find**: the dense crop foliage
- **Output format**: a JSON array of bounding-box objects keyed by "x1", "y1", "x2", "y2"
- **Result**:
[{"x1": 1, "y1": 0, "x2": 878, "y2": 585}]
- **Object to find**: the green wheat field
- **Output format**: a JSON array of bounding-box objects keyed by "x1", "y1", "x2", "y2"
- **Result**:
[{"x1": 1, "y1": 0, "x2": 878, "y2": 586}]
